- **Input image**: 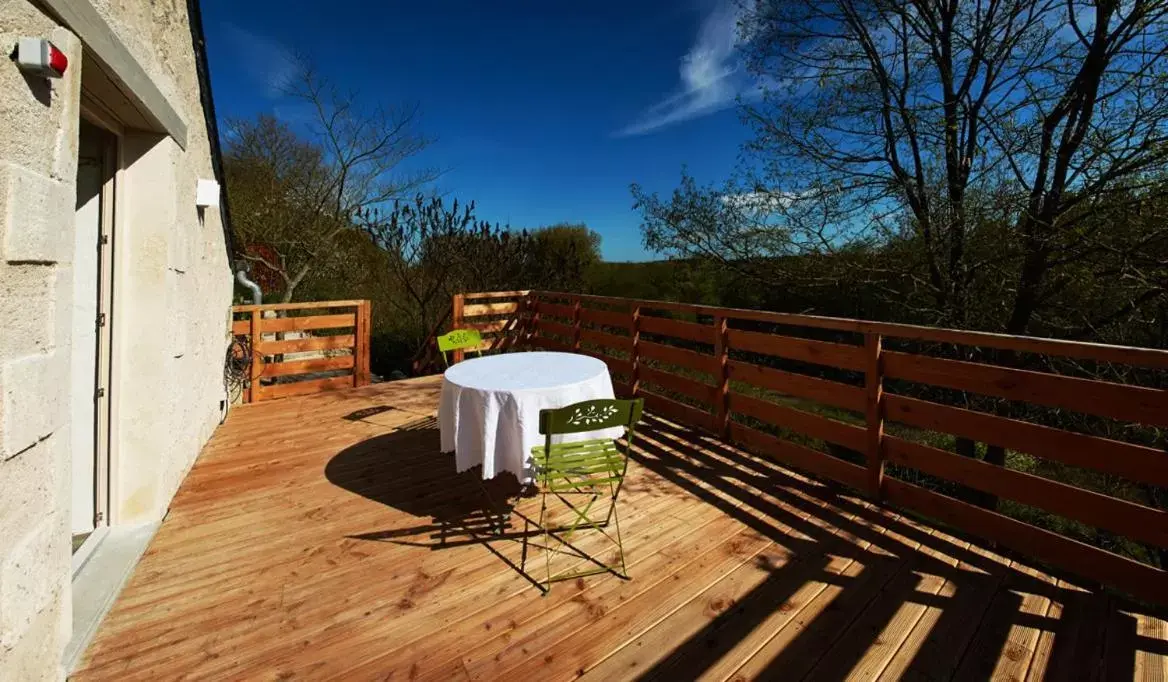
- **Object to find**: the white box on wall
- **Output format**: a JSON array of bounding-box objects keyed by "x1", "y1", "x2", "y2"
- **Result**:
[{"x1": 195, "y1": 179, "x2": 220, "y2": 208}]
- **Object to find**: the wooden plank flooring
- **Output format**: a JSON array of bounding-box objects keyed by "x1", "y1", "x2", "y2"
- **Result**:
[{"x1": 72, "y1": 377, "x2": 1168, "y2": 681}]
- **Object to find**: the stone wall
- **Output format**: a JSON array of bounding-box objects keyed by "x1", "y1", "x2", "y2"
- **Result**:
[
  {"x1": 0, "y1": 5, "x2": 83, "y2": 678},
  {"x1": 0, "y1": 1, "x2": 231, "y2": 678}
]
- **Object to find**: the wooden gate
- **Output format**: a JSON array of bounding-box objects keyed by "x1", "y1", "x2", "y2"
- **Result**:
[{"x1": 231, "y1": 300, "x2": 371, "y2": 402}]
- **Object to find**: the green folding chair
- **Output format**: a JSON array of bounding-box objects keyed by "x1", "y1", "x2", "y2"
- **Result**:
[
  {"x1": 437, "y1": 328, "x2": 482, "y2": 366},
  {"x1": 526, "y1": 398, "x2": 644, "y2": 594}
]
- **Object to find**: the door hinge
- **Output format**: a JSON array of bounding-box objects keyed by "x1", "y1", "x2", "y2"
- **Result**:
[
  {"x1": 94, "y1": 511, "x2": 104, "y2": 524},
  {"x1": 99, "y1": 234, "x2": 109, "y2": 245},
  {"x1": 95, "y1": 387, "x2": 106, "y2": 399},
  {"x1": 97, "y1": 312, "x2": 106, "y2": 328}
]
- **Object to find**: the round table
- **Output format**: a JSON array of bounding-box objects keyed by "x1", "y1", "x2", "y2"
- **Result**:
[{"x1": 438, "y1": 352, "x2": 623, "y2": 481}]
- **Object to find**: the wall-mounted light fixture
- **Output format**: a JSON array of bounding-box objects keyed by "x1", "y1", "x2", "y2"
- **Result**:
[{"x1": 196, "y1": 179, "x2": 220, "y2": 209}]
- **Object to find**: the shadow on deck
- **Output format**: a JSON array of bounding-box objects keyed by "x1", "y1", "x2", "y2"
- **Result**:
[{"x1": 72, "y1": 377, "x2": 1167, "y2": 681}]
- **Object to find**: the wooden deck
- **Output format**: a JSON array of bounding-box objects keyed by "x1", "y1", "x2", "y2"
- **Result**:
[{"x1": 73, "y1": 377, "x2": 1167, "y2": 681}]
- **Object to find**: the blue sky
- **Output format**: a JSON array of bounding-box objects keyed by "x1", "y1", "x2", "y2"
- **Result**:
[{"x1": 201, "y1": 0, "x2": 757, "y2": 262}]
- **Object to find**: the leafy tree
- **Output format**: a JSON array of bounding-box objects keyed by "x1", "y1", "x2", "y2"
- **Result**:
[
  {"x1": 524, "y1": 223, "x2": 603, "y2": 290},
  {"x1": 360, "y1": 196, "x2": 525, "y2": 352},
  {"x1": 360, "y1": 198, "x2": 609, "y2": 350}
]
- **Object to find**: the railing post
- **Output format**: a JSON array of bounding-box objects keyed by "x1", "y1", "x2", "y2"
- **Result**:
[
  {"x1": 247, "y1": 308, "x2": 261, "y2": 403},
  {"x1": 526, "y1": 293, "x2": 540, "y2": 348},
  {"x1": 629, "y1": 305, "x2": 641, "y2": 397},
  {"x1": 572, "y1": 296, "x2": 582, "y2": 352},
  {"x1": 352, "y1": 303, "x2": 361, "y2": 388},
  {"x1": 354, "y1": 300, "x2": 371, "y2": 387},
  {"x1": 714, "y1": 315, "x2": 730, "y2": 439},
  {"x1": 451, "y1": 293, "x2": 466, "y2": 364},
  {"x1": 509, "y1": 293, "x2": 525, "y2": 351},
  {"x1": 865, "y1": 333, "x2": 885, "y2": 500}
]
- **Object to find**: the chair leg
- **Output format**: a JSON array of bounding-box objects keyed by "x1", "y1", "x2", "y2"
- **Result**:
[
  {"x1": 603, "y1": 474, "x2": 626, "y2": 528},
  {"x1": 529, "y1": 475, "x2": 629, "y2": 594},
  {"x1": 610, "y1": 481, "x2": 628, "y2": 579},
  {"x1": 539, "y1": 488, "x2": 552, "y2": 596},
  {"x1": 520, "y1": 513, "x2": 528, "y2": 572}
]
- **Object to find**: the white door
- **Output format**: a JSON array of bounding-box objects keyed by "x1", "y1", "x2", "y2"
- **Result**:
[{"x1": 71, "y1": 120, "x2": 114, "y2": 551}]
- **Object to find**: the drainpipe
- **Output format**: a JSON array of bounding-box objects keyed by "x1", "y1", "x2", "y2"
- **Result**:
[{"x1": 235, "y1": 261, "x2": 262, "y2": 305}]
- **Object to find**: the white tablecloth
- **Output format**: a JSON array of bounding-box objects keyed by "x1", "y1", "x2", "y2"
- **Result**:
[{"x1": 439, "y1": 352, "x2": 623, "y2": 481}]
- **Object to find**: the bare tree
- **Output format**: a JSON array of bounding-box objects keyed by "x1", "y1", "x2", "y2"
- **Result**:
[
  {"x1": 226, "y1": 62, "x2": 438, "y2": 302},
  {"x1": 636, "y1": 0, "x2": 1168, "y2": 333},
  {"x1": 632, "y1": 0, "x2": 1168, "y2": 507}
]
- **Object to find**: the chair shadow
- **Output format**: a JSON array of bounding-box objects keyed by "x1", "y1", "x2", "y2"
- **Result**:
[{"x1": 324, "y1": 416, "x2": 551, "y2": 591}]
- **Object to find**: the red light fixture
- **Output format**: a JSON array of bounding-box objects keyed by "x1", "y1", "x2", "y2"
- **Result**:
[{"x1": 14, "y1": 37, "x2": 68, "y2": 78}]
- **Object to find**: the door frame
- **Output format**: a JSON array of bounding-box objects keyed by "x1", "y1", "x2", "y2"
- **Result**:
[{"x1": 72, "y1": 98, "x2": 122, "y2": 574}]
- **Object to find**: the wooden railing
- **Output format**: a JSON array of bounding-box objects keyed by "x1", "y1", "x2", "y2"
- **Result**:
[
  {"x1": 231, "y1": 300, "x2": 371, "y2": 403},
  {"x1": 450, "y1": 290, "x2": 1168, "y2": 605},
  {"x1": 445, "y1": 290, "x2": 532, "y2": 365}
]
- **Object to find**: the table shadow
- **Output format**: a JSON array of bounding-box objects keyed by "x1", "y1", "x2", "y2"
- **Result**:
[{"x1": 325, "y1": 416, "x2": 555, "y2": 590}]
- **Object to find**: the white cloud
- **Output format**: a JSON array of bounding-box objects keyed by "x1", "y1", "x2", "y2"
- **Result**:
[
  {"x1": 221, "y1": 22, "x2": 299, "y2": 98},
  {"x1": 616, "y1": 2, "x2": 757, "y2": 137}
]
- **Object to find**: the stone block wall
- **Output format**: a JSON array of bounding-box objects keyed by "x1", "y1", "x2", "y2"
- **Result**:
[
  {"x1": 0, "y1": 1, "x2": 232, "y2": 677},
  {"x1": 0, "y1": 5, "x2": 83, "y2": 677}
]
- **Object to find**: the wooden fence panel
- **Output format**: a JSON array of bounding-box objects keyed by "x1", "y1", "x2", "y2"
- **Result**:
[
  {"x1": 579, "y1": 327, "x2": 632, "y2": 353},
  {"x1": 884, "y1": 394, "x2": 1168, "y2": 487},
  {"x1": 255, "y1": 375, "x2": 354, "y2": 401},
  {"x1": 728, "y1": 422, "x2": 868, "y2": 492},
  {"x1": 639, "y1": 340, "x2": 719, "y2": 375},
  {"x1": 579, "y1": 307, "x2": 628, "y2": 329},
  {"x1": 538, "y1": 319, "x2": 575, "y2": 340},
  {"x1": 264, "y1": 355, "x2": 354, "y2": 378},
  {"x1": 231, "y1": 300, "x2": 370, "y2": 404},
  {"x1": 884, "y1": 479, "x2": 1168, "y2": 606},
  {"x1": 462, "y1": 301, "x2": 519, "y2": 318},
  {"x1": 728, "y1": 392, "x2": 866, "y2": 452},
  {"x1": 534, "y1": 301, "x2": 575, "y2": 320},
  {"x1": 640, "y1": 366, "x2": 716, "y2": 404},
  {"x1": 466, "y1": 319, "x2": 522, "y2": 334},
  {"x1": 884, "y1": 351, "x2": 1168, "y2": 427},
  {"x1": 258, "y1": 334, "x2": 355, "y2": 355},
  {"x1": 639, "y1": 316, "x2": 717, "y2": 344},
  {"x1": 642, "y1": 391, "x2": 716, "y2": 433},
  {"x1": 578, "y1": 350, "x2": 634, "y2": 378},
  {"x1": 528, "y1": 334, "x2": 572, "y2": 353},
  {"x1": 259, "y1": 313, "x2": 355, "y2": 333},
  {"x1": 443, "y1": 290, "x2": 1168, "y2": 605},
  {"x1": 726, "y1": 360, "x2": 867, "y2": 413},
  {"x1": 885, "y1": 436, "x2": 1168, "y2": 548},
  {"x1": 727, "y1": 329, "x2": 866, "y2": 372}
]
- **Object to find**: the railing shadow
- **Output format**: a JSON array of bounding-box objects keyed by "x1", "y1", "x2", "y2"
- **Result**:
[{"x1": 624, "y1": 414, "x2": 1145, "y2": 681}]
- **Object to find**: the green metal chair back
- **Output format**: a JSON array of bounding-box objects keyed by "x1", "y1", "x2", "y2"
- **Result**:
[
  {"x1": 539, "y1": 398, "x2": 644, "y2": 437},
  {"x1": 437, "y1": 328, "x2": 482, "y2": 366},
  {"x1": 525, "y1": 398, "x2": 644, "y2": 594}
]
